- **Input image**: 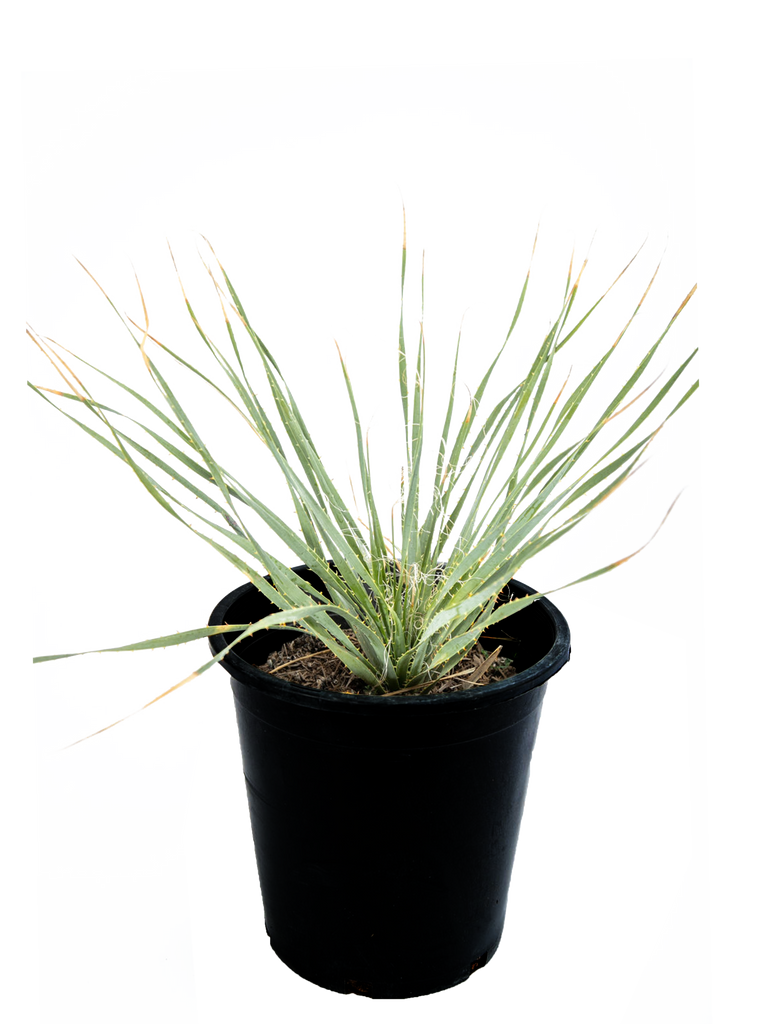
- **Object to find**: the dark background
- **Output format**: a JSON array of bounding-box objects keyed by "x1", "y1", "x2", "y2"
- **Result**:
[{"x1": 27, "y1": 117, "x2": 688, "y2": 1015}]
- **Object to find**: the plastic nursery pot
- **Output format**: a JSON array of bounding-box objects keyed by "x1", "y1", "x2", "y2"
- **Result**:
[{"x1": 208, "y1": 563, "x2": 570, "y2": 999}]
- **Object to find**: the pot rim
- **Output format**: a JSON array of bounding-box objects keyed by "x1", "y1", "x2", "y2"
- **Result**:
[{"x1": 208, "y1": 571, "x2": 571, "y2": 713}]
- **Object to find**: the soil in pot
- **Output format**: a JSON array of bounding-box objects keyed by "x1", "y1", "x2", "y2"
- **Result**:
[{"x1": 254, "y1": 631, "x2": 516, "y2": 695}]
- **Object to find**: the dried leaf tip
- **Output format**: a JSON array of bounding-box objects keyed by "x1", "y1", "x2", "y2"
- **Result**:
[{"x1": 393, "y1": 178, "x2": 411, "y2": 249}]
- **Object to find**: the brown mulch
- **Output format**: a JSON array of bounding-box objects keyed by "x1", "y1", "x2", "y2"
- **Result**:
[{"x1": 254, "y1": 630, "x2": 516, "y2": 696}]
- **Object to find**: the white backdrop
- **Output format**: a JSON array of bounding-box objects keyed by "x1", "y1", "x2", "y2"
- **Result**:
[{"x1": 24, "y1": 64, "x2": 708, "y2": 1024}]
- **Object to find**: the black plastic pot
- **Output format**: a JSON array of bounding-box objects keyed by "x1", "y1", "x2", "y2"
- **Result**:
[{"x1": 209, "y1": 564, "x2": 570, "y2": 998}]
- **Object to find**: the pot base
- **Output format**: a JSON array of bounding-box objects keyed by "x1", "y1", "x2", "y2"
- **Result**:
[{"x1": 264, "y1": 921, "x2": 501, "y2": 999}]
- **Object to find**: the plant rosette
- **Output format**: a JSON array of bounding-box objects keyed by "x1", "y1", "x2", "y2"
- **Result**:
[{"x1": 27, "y1": 180, "x2": 700, "y2": 745}]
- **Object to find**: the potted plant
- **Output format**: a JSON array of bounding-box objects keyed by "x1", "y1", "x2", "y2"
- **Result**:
[{"x1": 30, "y1": 221, "x2": 697, "y2": 998}]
